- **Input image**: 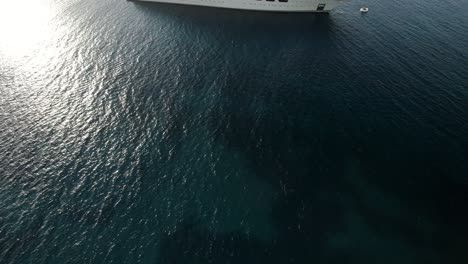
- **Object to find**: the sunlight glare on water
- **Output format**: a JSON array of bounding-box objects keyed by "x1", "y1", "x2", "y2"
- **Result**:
[{"x1": 0, "y1": 0, "x2": 57, "y2": 60}]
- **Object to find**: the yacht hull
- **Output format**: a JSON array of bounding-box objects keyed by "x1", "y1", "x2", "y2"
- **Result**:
[{"x1": 133, "y1": 0, "x2": 347, "y2": 12}]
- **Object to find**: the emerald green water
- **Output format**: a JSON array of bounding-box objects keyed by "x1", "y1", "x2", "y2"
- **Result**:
[{"x1": 0, "y1": 0, "x2": 467, "y2": 263}]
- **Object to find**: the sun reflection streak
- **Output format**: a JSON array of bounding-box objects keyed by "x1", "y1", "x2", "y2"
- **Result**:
[
  {"x1": 0, "y1": 0, "x2": 77, "y2": 140},
  {"x1": 0, "y1": 1, "x2": 57, "y2": 59}
]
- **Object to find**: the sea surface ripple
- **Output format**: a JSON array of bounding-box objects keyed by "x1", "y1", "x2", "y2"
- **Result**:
[{"x1": 0, "y1": 0, "x2": 467, "y2": 263}]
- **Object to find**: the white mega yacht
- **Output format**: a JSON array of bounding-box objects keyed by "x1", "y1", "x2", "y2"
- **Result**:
[{"x1": 134, "y1": 0, "x2": 347, "y2": 12}]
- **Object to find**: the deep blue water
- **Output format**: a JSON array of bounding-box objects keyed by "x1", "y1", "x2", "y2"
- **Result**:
[{"x1": 1, "y1": 0, "x2": 468, "y2": 263}]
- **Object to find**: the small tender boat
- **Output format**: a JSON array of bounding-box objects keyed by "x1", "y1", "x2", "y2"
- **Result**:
[{"x1": 360, "y1": 7, "x2": 369, "y2": 13}]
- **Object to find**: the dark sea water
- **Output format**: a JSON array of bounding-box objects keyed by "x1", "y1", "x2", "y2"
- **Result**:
[{"x1": 1, "y1": 0, "x2": 468, "y2": 263}]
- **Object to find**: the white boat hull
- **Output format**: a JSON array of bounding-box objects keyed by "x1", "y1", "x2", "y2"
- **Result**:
[{"x1": 133, "y1": 0, "x2": 348, "y2": 12}]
